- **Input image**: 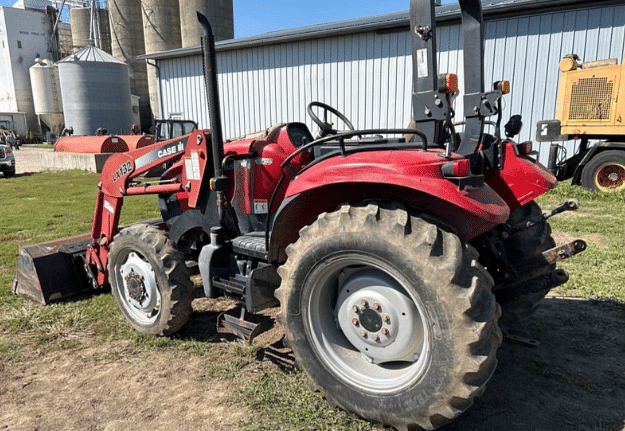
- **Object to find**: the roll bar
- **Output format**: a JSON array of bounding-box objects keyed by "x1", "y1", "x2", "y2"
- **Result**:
[{"x1": 411, "y1": 0, "x2": 498, "y2": 155}]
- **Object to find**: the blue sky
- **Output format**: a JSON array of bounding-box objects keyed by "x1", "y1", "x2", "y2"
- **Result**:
[
  {"x1": 0, "y1": 0, "x2": 455, "y2": 38},
  {"x1": 233, "y1": 0, "x2": 455, "y2": 38}
]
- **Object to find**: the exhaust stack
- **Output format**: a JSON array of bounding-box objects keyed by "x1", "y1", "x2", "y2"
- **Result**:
[{"x1": 197, "y1": 12, "x2": 225, "y2": 180}]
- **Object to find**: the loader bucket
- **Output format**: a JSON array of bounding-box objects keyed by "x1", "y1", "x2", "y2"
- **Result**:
[
  {"x1": 13, "y1": 233, "x2": 96, "y2": 305},
  {"x1": 13, "y1": 219, "x2": 164, "y2": 305}
]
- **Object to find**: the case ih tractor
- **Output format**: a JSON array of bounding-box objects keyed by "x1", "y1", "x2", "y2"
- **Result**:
[{"x1": 14, "y1": 0, "x2": 586, "y2": 429}]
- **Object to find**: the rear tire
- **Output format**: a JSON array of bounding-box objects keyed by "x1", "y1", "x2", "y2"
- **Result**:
[
  {"x1": 581, "y1": 150, "x2": 625, "y2": 192},
  {"x1": 276, "y1": 203, "x2": 502, "y2": 430},
  {"x1": 108, "y1": 224, "x2": 193, "y2": 336},
  {"x1": 492, "y1": 202, "x2": 556, "y2": 329}
]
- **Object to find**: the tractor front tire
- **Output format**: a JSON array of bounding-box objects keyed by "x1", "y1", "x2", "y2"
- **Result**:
[
  {"x1": 276, "y1": 203, "x2": 502, "y2": 431},
  {"x1": 108, "y1": 224, "x2": 193, "y2": 336},
  {"x1": 581, "y1": 150, "x2": 625, "y2": 192}
]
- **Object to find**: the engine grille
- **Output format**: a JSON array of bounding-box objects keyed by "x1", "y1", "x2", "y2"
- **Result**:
[
  {"x1": 0, "y1": 149, "x2": 5, "y2": 159},
  {"x1": 568, "y1": 77, "x2": 614, "y2": 121}
]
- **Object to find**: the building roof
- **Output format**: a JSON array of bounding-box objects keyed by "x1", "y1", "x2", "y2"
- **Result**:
[
  {"x1": 139, "y1": 0, "x2": 622, "y2": 60},
  {"x1": 59, "y1": 44, "x2": 125, "y2": 64},
  {"x1": 11, "y1": 0, "x2": 52, "y2": 10}
]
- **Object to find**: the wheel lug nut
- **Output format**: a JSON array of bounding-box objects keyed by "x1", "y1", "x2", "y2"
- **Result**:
[
  {"x1": 382, "y1": 314, "x2": 390, "y2": 323},
  {"x1": 352, "y1": 318, "x2": 359, "y2": 326},
  {"x1": 372, "y1": 334, "x2": 380, "y2": 342},
  {"x1": 361, "y1": 299, "x2": 369, "y2": 308},
  {"x1": 352, "y1": 305, "x2": 360, "y2": 313},
  {"x1": 361, "y1": 330, "x2": 368, "y2": 338},
  {"x1": 381, "y1": 328, "x2": 390, "y2": 336},
  {"x1": 373, "y1": 302, "x2": 381, "y2": 311}
]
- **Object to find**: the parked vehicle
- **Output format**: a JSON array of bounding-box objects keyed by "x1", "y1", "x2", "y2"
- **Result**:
[
  {"x1": 537, "y1": 54, "x2": 625, "y2": 192},
  {"x1": 0, "y1": 141, "x2": 16, "y2": 177},
  {"x1": 153, "y1": 118, "x2": 198, "y2": 142}
]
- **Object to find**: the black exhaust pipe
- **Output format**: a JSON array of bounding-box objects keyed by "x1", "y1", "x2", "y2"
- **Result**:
[
  {"x1": 197, "y1": 12, "x2": 240, "y2": 235},
  {"x1": 198, "y1": 12, "x2": 225, "y2": 179}
]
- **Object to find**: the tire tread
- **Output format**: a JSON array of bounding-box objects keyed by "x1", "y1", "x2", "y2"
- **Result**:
[{"x1": 276, "y1": 202, "x2": 501, "y2": 430}]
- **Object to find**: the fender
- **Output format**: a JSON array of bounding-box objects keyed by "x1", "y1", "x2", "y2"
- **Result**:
[
  {"x1": 268, "y1": 150, "x2": 510, "y2": 262},
  {"x1": 487, "y1": 143, "x2": 557, "y2": 211}
]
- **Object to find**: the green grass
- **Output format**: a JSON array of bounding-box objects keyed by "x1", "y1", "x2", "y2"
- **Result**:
[
  {"x1": 0, "y1": 171, "x2": 161, "y2": 346},
  {"x1": 237, "y1": 369, "x2": 376, "y2": 431},
  {"x1": 0, "y1": 171, "x2": 623, "y2": 430},
  {"x1": 535, "y1": 182, "x2": 625, "y2": 302}
]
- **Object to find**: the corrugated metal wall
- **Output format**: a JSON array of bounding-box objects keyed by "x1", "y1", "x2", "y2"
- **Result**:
[{"x1": 156, "y1": 3, "x2": 625, "y2": 164}]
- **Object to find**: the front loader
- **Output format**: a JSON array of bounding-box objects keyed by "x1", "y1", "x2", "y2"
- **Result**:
[{"x1": 14, "y1": 0, "x2": 586, "y2": 429}]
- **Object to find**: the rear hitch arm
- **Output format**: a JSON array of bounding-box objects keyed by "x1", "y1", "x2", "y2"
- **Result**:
[
  {"x1": 542, "y1": 240, "x2": 587, "y2": 265},
  {"x1": 513, "y1": 199, "x2": 580, "y2": 232}
]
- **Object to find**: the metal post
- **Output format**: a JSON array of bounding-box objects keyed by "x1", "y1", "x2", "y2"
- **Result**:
[{"x1": 457, "y1": 0, "x2": 486, "y2": 155}]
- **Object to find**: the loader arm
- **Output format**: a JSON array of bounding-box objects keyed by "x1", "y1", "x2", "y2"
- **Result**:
[{"x1": 85, "y1": 131, "x2": 213, "y2": 287}]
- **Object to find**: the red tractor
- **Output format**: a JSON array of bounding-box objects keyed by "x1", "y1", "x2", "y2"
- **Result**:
[{"x1": 14, "y1": 0, "x2": 586, "y2": 429}]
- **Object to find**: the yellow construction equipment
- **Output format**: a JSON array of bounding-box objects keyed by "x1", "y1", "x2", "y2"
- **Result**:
[{"x1": 537, "y1": 54, "x2": 625, "y2": 192}]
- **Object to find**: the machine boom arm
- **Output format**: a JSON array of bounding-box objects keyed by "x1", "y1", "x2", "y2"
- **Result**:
[{"x1": 85, "y1": 131, "x2": 212, "y2": 286}]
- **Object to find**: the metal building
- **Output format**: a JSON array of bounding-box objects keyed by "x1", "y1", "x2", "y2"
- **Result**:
[
  {"x1": 142, "y1": 0, "x2": 625, "y2": 165},
  {"x1": 0, "y1": 4, "x2": 60, "y2": 135}
]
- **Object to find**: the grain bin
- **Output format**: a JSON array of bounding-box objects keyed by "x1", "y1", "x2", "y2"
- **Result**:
[
  {"x1": 58, "y1": 45, "x2": 133, "y2": 136},
  {"x1": 108, "y1": 0, "x2": 150, "y2": 131},
  {"x1": 141, "y1": 0, "x2": 182, "y2": 119},
  {"x1": 70, "y1": 6, "x2": 112, "y2": 53},
  {"x1": 29, "y1": 58, "x2": 64, "y2": 134},
  {"x1": 179, "y1": 0, "x2": 233, "y2": 47}
]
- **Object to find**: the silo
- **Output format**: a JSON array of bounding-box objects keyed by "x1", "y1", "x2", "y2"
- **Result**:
[
  {"x1": 179, "y1": 0, "x2": 234, "y2": 47},
  {"x1": 108, "y1": 0, "x2": 151, "y2": 131},
  {"x1": 71, "y1": 6, "x2": 112, "y2": 53},
  {"x1": 141, "y1": 0, "x2": 182, "y2": 119},
  {"x1": 58, "y1": 45, "x2": 133, "y2": 136},
  {"x1": 29, "y1": 58, "x2": 64, "y2": 134}
]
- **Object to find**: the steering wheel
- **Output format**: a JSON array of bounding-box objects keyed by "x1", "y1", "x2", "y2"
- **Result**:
[{"x1": 307, "y1": 101, "x2": 357, "y2": 137}]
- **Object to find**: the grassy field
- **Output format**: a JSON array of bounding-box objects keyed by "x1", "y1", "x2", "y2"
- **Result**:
[
  {"x1": 0, "y1": 170, "x2": 623, "y2": 430},
  {"x1": 535, "y1": 183, "x2": 625, "y2": 302}
]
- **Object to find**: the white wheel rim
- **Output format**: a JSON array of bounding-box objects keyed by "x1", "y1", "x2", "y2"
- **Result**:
[{"x1": 304, "y1": 253, "x2": 430, "y2": 394}]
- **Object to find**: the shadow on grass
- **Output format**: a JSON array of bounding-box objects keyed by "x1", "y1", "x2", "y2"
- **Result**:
[
  {"x1": 178, "y1": 302, "x2": 275, "y2": 345},
  {"x1": 177, "y1": 295, "x2": 625, "y2": 431},
  {"x1": 2, "y1": 172, "x2": 36, "y2": 179},
  {"x1": 442, "y1": 296, "x2": 625, "y2": 431}
]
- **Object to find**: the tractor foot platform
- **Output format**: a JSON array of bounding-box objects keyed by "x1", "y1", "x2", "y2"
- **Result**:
[{"x1": 217, "y1": 307, "x2": 261, "y2": 343}]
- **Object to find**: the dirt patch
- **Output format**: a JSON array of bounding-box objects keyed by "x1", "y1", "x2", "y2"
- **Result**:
[
  {"x1": 552, "y1": 230, "x2": 608, "y2": 247},
  {"x1": 1, "y1": 296, "x2": 624, "y2": 431},
  {"x1": 0, "y1": 341, "x2": 247, "y2": 431},
  {"x1": 1, "y1": 232, "x2": 30, "y2": 243}
]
